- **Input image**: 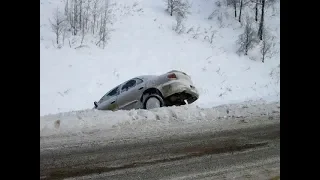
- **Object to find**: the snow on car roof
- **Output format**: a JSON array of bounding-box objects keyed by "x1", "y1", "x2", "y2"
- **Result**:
[{"x1": 135, "y1": 75, "x2": 157, "y2": 81}]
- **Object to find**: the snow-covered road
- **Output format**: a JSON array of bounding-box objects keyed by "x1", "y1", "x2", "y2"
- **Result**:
[{"x1": 40, "y1": 119, "x2": 280, "y2": 180}]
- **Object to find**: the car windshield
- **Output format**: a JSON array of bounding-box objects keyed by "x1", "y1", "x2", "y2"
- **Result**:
[{"x1": 99, "y1": 86, "x2": 119, "y2": 103}]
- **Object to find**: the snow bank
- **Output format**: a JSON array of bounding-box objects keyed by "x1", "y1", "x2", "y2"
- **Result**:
[
  {"x1": 40, "y1": 0, "x2": 280, "y2": 116},
  {"x1": 40, "y1": 100, "x2": 280, "y2": 139}
]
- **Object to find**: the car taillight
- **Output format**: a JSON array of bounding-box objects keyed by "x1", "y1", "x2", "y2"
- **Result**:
[{"x1": 167, "y1": 73, "x2": 177, "y2": 79}]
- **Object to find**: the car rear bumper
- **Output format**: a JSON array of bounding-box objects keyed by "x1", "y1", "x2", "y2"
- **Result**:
[{"x1": 159, "y1": 80, "x2": 199, "y2": 99}]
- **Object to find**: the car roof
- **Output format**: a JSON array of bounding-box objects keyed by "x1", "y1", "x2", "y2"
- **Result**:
[
  {"x1": 112, "y1": 75, "x2": 157, "y2": 90},
  {"x1": 134, "y1": 75, "x2": 157, "y2": 81}
]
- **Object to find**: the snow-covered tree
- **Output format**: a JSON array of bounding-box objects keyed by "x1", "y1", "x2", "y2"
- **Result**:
[{"x1": 165, "y1": 0, "x2": 191, "y2": 18}]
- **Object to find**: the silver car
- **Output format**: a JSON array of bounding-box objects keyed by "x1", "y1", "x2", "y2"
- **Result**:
[{"x1": 93, "y1": 70, "x2": 199, "y2": 111}]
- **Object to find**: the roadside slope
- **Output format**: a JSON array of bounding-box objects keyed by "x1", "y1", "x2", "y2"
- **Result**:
[{"x1": 40, "y1": 0, "x2": 280, "y2": 115}]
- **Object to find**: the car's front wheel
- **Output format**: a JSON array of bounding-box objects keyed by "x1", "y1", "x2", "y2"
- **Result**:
[{"x1": 143, "y1": 94, "x2": 164, "y2": 110}]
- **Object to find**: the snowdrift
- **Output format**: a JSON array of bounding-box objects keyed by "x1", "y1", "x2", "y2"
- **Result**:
[{"x1": 40, "y1": 100, "x2": 280, "y2": 139}]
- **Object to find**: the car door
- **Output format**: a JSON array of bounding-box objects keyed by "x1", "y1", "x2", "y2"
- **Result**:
[
  {"x1": 97, "y1": 85, "x2": 120, "y2": 111},
  {"x1": 117, "y1": 78, "x2": 145, "y2": 110}
]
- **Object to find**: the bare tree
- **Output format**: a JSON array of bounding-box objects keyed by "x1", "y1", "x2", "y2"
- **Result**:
[
  {"x1": 62, "y1": 25, "x2": 69, "y2": 46},
  {"x1": 265, "y1": 0, "x2": 278, "y2": 8},
  {"x1": 226, "y1": 0, "x2": 233, "y2": 6},
  {"x1": 205, "y1": 30, "x2": 217, "y2": 44},
  {"x1": 64, "y1": 0, "x2": 69, "y2": 16},
  {"x1": 236, "y1": 19, "x2": 257, "y2": 55},
  {"x1": 239, "y1": 0, "x2": 254, "y2": 23},
  {"x1": 176, "y1": 0, "x2": 191, "y2": 18},
  {"x1": 210, "y1": 30, "x2": 217, "y2": 44},
  {"x1": 73, "y1": 0, "x2": 79, "y2": 35},
  {"x1": 217, "y1": 12, "x2": 224, "y2": 28},
  {"x1": 91, "y1": 0, "x2": 101, "y2": 34},
  {"x1": 257, "y1": 0, "x2": 265, "y2": 40},
  {"x1": 231, "y1": 0, "x2": 238, "y2": 18},
  {"x1": 54, "y1": 0, "x2": 114, "y2": 48},
  {"x1": 65, "y1": 0, "x2": 76, "y2": 35},
  {"x1": 254, "y1": 0, "x2": 258, "y2": 21},
  {"x1": 65, "y1": 0, "x2": 73, "y2": 32},
  {"x1": 49, "y1": 7, "x2": 66, "y2": 45},
  {"x1": 208, "y1": 10, "x2": 216, "y2": 20},
  {"x1": 79, "y1": 0, "x2": 83, "y2": 30},
  {"x1": 83, "y1": 0, "x2": 91, "y2": 30},
  {"x1": 187, "y1": 26, "x2": 194, "y2": 33},
  {"x1": 238, "y1": 0, "x2": 243, "y2": 22},
  {"x1": 80, "y1": 13, "x2": 88, "y2": 45},
  {"x1": 96, "y1": 0, "x2": 111, "y2": 48},
  {"x1": 260, "y1": 28, "x2": 273, "y2": 63},
  {"x1": 192, "y1": 26, "x2": 201, "y2": 39},
  {"x1": 174, "y1": 14, "x2": 185, "y2": 34},
  {"x1": 165, "y1": 0, "x2": 191, "y2": 18},
  {"x1": 174, "y1": 14, "x2": 182, "y2": 31}
]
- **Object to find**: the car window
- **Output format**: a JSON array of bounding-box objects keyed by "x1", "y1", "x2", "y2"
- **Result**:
[
  {"x1": 99, "y1": 86, "x2": 120, "y2": 103},
  {"x1": 121, "y1": 79, "x2": 136, "y2": 92},
  {"x1": 108, "y1": 86, "x2": 119, "y2": 96},
  {"x1": 135, "y1": 78, "x2": 143, "y2": 85}
]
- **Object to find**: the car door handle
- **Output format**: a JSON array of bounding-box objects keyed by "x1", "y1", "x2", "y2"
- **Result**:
[
  {"x1": 111, "y1": 101, "x2": 115, "y2": 104},
  {"x1": 138, "y1": 87, "x2": 144, "y2": 90}
]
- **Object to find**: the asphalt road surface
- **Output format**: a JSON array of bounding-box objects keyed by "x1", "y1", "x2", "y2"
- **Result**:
[{"x1": 40, "y1": 121, "x2": 280, "y2": 180}]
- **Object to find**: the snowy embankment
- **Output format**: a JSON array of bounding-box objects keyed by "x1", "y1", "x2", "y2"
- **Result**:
[
  {"x1": 40, "y1": 100, "x2": 280, "y2": 143},
  {"x1": 40, "y1": 0, "x2": 280, "y2": 116}
]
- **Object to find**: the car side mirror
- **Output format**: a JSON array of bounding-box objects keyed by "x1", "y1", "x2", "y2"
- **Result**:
[{"x1": 94, "y1": 101, "x2": 98, "y2": 108}]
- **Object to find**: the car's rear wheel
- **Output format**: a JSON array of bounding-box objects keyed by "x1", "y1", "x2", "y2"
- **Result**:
[{"x1": 143, "y1": 94, "x2": 164, "y2": 110}]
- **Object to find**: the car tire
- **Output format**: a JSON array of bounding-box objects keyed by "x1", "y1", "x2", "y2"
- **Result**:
[{"x1": 143, "y1": 94, "x2": 164, "y2": 110}]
